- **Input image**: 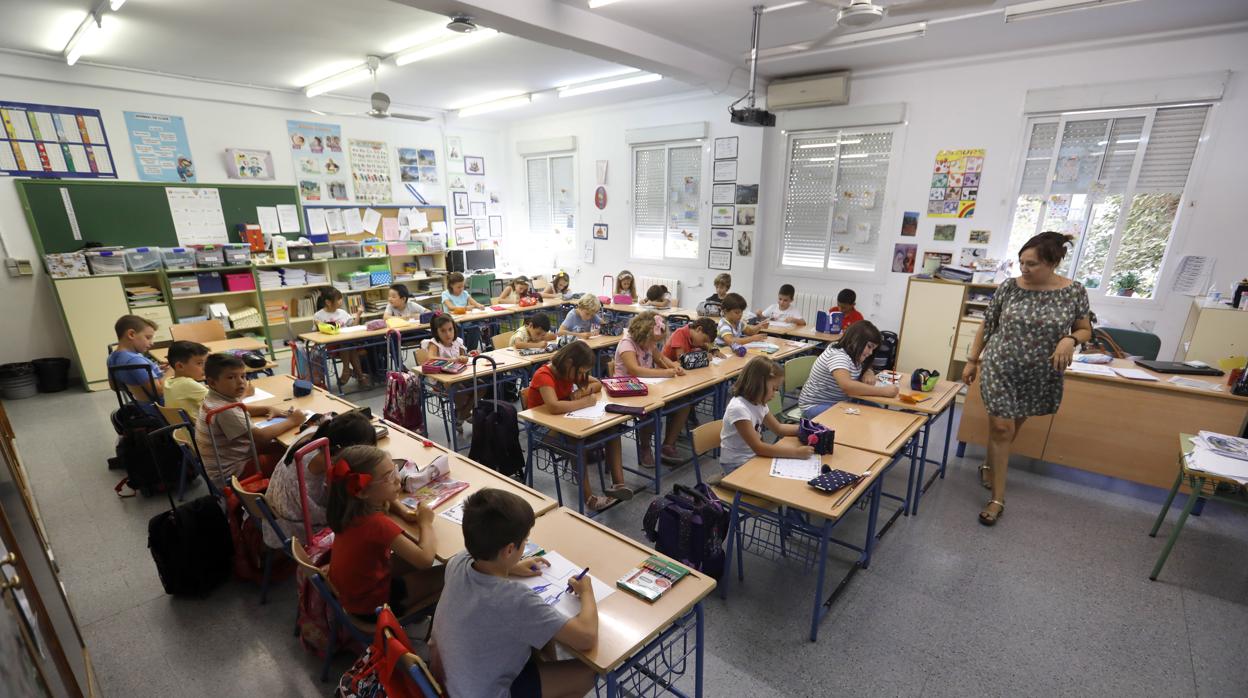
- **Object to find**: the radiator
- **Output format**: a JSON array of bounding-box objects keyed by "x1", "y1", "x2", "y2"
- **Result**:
[
  {"x1": 636, "y1": 274, "x2": 681, "y2": 302},
  {"x1": 794, "y1": 292, "x2": 836, "y2": 322}
]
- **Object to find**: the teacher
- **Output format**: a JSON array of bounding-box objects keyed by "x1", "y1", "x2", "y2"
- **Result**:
[{"x1": 962, "y1": 232, "x2": 1092, "y2": 526}]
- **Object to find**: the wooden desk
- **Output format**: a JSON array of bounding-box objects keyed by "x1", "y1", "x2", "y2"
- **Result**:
[
  {"x1": 414, "y1": 350, "x2": 531, "y2": 452},
  {"x1": 149, "y1": 337, "x2": 268, "y2": 364},
  {"x1": 246, "y1": 375, "x2": 364, "y2": 446},
  {"x1": 519, "y1": 392, "x2": 662, "y2": 440},
  {"x1": 298, "y1": 318, "x2": 427, "y2": 347},
  {"x1": 710, "y1": 338, "x2": 812, "y2": 380},
  {"x1": 603, "y1": 303, "x2": 696, "y2": 317},
  {"x1": 299, "y1": 320, "x2": 428, "y2": 394},
  {"x1": 861, "y1": 375, "x2": 964, "y2": 512},
  {"x1": 811, "y1": 403, "x2": 927, "y2": 457},
  {"x1": 528, "y1": 507, "x2": 715, "y2": 677},
  {"x1": 763, "y1": 324, "x2": 841, "y2": 345},
  {"x1": 957, "y1": 359, "x2": 1248, "y2": 490},
  {"x1": 491, "y1": 334, "x2": 622, "y2": 368}
]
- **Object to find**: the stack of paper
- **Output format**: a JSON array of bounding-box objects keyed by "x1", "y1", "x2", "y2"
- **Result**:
[
  {"x1": 257, "y1": 270, "x2": 283, "y2": 289},
  {"x1": 170, "y1": 277, "x2": 199, "y2": 296},
  {"x1": 281, "y1": 268, "x2": 308, "y2": 287},
  {"x1": 1066, "y1": 363, "x2": 1117, "y2": 377},
  {"x1": 306, "y1": 271, "x2": 328, "y2": 286},
  {"x1": 1187, "y1": 432, "x2": 1248, "y2": 485},
  {"x1": 264, "y1": 299, "x2": 286, "y2": 325},
  {"x1": 124, "y1": 285, "x2": 164, "y2": 307}
]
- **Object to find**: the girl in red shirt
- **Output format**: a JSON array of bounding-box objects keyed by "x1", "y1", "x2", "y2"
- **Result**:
[
  {"x1": 525, "y1": 341, "x2": 632, "y2": 512},
  {"x1": 326, "y1": 445, "x2": 443, "y2": 620}
]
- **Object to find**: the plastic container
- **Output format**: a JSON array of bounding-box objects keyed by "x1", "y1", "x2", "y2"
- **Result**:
[
  {"x1": 0, "y1": 362, "x2": 38, "y2": 400},
  {"x1": 86, "y1": 250, "x2": 127, "y2": 275},
  {"x1": 333, "y1": 242, "x2": 362, "y2": 258},
  {"x1": 311, "y1": 243, "x2": 333, "y2": 260},
  {"x1": 370, "y1": 271, "x2": 392, "y2": 286},
  {"x1": 223, "y1": 243, "x2": 251, "y2": 266},
  {"x1": 362, "y1": 240, "x2": 387, "y2": 257},
  {"x1": 124, "y1": 247, "x2": 163, "y2": 272},
  {"x1": 44, "y1": 252, "x2": 90, "y2": 278},
  {"x1": 195, "y1": 246, "x2": 225, "y2": 267},
  {"x1": 196, "y1": 272, "x2": 224, "y2": 293},
  {"x1": 288, "y1": 245, "x2": 313, "y2": 261},
  {"x1": 161, "y1": 247, "x2": 195, "y2": 269},
  {"x1": 223, "y1": 272, "x2": 256, "y2": 292},
  {"x1": 31, "y1": 357, "x2": 71, "y2": 393}
]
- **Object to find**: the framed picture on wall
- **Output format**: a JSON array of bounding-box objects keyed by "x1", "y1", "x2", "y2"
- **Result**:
[
  {"x1": 710, "y1": 227, "x2": 733, "y2": 249},
  {"x1": 489, "y1": 216, "x2": 504, "y2": 238},
  {"x1": 713, "y1": 159, "x2": 737, "y2": 182},
  {"x1": 708, "y1": 249, "x2": 732, "y2": 271},
  {"x1": 714, "y1": 137, "x2": 738, "y2": 160},
  {"x1": 712, "y1": 183, "x2": 735, "y2": 205},
  {"x1": 469, "y1": 201, "x2": 487, "y2": 217},
  {"x1": 453, "y1": 191, "x2": 469, "y2": 216},
  {"x1": 711, "y1": 205, "x2": 735, "y2": 226},
  {"x1": 463, "y1": 155, "x2": 485, "y2": 175},
  {"x1": 593, "y1": 223, "x2": 609, "y2": 240}
]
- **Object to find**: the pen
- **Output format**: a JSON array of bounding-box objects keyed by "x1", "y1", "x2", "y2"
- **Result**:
[{"x1": 567, "y1": 567, "x2": 589, "y2": 591}]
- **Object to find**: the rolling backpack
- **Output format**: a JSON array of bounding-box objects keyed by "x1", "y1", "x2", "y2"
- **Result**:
[
  {"x1": 467, "y1": 355, "x2": 525, "y2": 479},
  {"x1": 642, "y1": 484, "x2": 729, "y2": 579},
  {"x1": 109, "y1": 399, "x2": 196, "y2": 497}
]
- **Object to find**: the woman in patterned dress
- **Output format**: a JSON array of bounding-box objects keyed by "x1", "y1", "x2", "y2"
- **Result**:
[{"x1": 961, "y1": 232, "x2": 1093, "y2": 525}]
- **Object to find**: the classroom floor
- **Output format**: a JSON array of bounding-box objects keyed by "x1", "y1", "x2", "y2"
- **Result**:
[{"x1": 7, "y1": 377, "x2": 1247, "y2": 697}]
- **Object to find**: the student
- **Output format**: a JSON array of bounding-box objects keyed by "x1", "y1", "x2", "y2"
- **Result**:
[
  {"x1": 498, "y1": 275, "x2": 538, "y2": 303},
  {"x1": 315, "y1": 287, "x2": 369, "y2": 389},
  {"x1": 640, "y1": 284, "x2": 672, "y2": 309},
  {"x1": 525, "y1": 341, "x2": 632, "y2": 511},
  {"x1": 716, "y1": 293, "x2": 767, "y2": 348},
  {"x1": 442, "y1": 272, "x2": 484, "y2": 312},
  {"x1": 798, "y1": 320, "x2": 898, "y2": 418},
  {"x1": 263, "y1": 411, "x2": 377, "y2": 548},
  {"x1": 558, "y1": 294, "x2": 602, "y2": 338},
  {"x1": 162, "y1": 340, "x2": 210, "y2": 417},
  {"x1": 663, "y1": 317, "x2": 722, "y2": 362},
  {"x1": 431, "y1": 489, "x2": 597, "y2": 698},
  {"x1": 835, "y1": 289, "x2": 865, "y2": 328},
  {"x1": 614, "y1": 312, "x2": 685, "y2": 467},
  {"x1": 107, "y1": 315, "x2": 165, "y2": 399},
  {"x1": 614, "y1": 270, "x2": 637, "y2": 302},
  {"x1": 326, "y1": 445, "x2": 444, "y2": 622},
  {"x1": 719, "y1": 357, "x2": 813, "y2": 475},
  {"x1": 510, "y1": 313, "x2": 555, "y2": 349},
  {"x1": 195, "y1": 353, "x2": 307, "y2": 487},
  {"x1": 757, "y1": 284, "x2": 806, "y2": 326},
  {"x1": 416, "y1": 315, "x2": 472, "y2": 433},
  {"x1": 698, "y1": 273, "x2": 731, "y2": 317},
  {"x1": 383, "y1": 284, "x2": 423, "y2": 320},
  {"x1": 541, "y1": 271, "x2": 571, "y2": 299}
]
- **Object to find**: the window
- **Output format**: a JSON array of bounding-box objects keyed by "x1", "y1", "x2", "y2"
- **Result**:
[
  {"x1": 1005, "y1": 104, "x2": 1210, "y2": 300},
  {"x1": 526, "y1": 154, "x2": 575, "y2": 242},
  {"x1": 631, "y1": 142, "x2": 702, "y2": 260},
  {"x1": 779, "y1": 127, "x2": 896, "y2": 272}
]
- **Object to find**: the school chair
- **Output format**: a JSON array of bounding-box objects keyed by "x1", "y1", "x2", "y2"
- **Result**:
[
  {"x1": 169, "y1": 319, "x2": 227, "y2": 344},
  {"x1": 467, "y1": 273, "x2": 494, "y2": 305},
  {"x1": 779, "y1": 355, "x2": 816, "y2": 423},
  {"x1": 1092, "y1": 326, "x2": 1161, "y2": 360},
  {"x1": 491, "y1": 330, "x2": 515, "y2": 351},
  {"x1": 229, "y1": 475, "x2": 288, "y2": 605},
  {"x1": 399, "y1": 650, "x2": 444, "y2": 696},
  {"x1": 107, "y1": 362, "x2": 162, "y2": 406},
  {"x1": 666, "y1": 313, "x2": 691, "y2": 331},
  {"x1": 156, "y1": 404, "x2": 217, "y2": 500}
]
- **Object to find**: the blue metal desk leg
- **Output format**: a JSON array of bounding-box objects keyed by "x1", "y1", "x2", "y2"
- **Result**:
[
  {"x1": 809, "y1": 520, "x2": 833, "y2": 642},
  {"x1": 862, "y1": 478, "x2": 882, "y2": 567},
  {"x1": 525, "y1": 422, "x2": 536, "y2": 488},
  {"x1": 912, "y1": 424, "x2": 931, "y2": 516},
  {"x1": 720, "y1": 495, "x2": 742, "y2": 600},
  {"x1": 652, "y1": 411, "x2": 663, "y2": 495},
  {"x1": 695, "y1": 603, "x2": 705, "y2": 698},
  {"x1": 575, "y1": 439, "x2": 586, "y2": 516},
  {"x1": 940, "y1": 403, "x2": 954, "y2": 479}
]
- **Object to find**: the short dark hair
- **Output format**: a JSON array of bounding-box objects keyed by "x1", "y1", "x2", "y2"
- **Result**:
[
  {"x1": 286, "y1": 411, "x2": 377, "y2": 466},
  {"x1": 690, "y1": 317, "x2": 718, "y2": 338},
  {"x1": 778, "y1": 284, "x2": 795, "y2": 299},
  {"x1": 204, "y1": 352, "x2": 245, "y2": 380},
  {"x1": 389, "y1": 284, "x2": 411, "y2": 300},
  {"x1": 833, "y1": 320, "x2": 883, "y2": 367},
  {"x1": 447, "y1": 271, "x2": 465, "y2": 287},
  {"x1": 1020, "y1": 231, "x2": 1075, "y2": 266},
  {"x1": 646, "y1": 284, "x2": 668, "y2": 302},
  {"x1": 167, "y1": 341, "x2": 209, "y2": 367},
  {"x1": 721, "y1": 293, "x2": 747, "y2": 313},
  {"x1": 114, "y1": 314, "x2": 157, "y2": 339},
  {"x1": 837, "y1": 288, "x2": 857, "y2": 305},
  {"x1": 317, "y1": 286, "x2": 343, "y2": 310},
  {"x1": 526, "y1": 313, "x2": 551, "y2": 331},
  {"x1": 462, "y1": 488, "x2": 535, "y2": 561},
  {"x1": 732, "y1": 356, "x2": 782, "y2": 404}
]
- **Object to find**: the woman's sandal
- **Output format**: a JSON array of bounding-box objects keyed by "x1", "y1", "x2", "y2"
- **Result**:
[
  {"x1": 587, "y1": 495, "x2": 613, "y2": 512},
  {"x1": 978, "y1": 463, "x2": 993, "y2": 490},
  {"x1": 978, "y1": 499, "x2": 1005, "y2": 526}
]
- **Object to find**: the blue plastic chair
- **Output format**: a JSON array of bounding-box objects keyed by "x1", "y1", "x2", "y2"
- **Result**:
[{"x1": 229, "y1": 476, "x2": 289, "y2": 605}]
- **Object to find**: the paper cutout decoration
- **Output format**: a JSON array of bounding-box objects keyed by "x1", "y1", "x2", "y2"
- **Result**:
[{"x1": 928, "y1": 148, "x2": 984, "y2": 218}]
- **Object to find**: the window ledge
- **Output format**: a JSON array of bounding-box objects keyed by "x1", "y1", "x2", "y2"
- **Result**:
[{"x1": 1089, "y1": 292, "x2": 1164, "y2": 310}]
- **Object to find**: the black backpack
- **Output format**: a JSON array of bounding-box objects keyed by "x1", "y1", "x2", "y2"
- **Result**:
[
  {"x1": 110, "y1": 401, "x2": 197, "y2": 497},
  {"x1": 643, "y1": 484, "x2": 729, "y2": 579},
  {"x1": 467, "y1": 356, "x2": 525, "y2": 479},
  {"x1": 872, "y1": 330, "x2": 899, "y2": 373}
]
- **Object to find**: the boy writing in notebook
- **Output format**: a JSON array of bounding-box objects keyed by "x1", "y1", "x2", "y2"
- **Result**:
[
  {"x1": 756, "y1": 283, "x2": 806, "y2": 326},
  {"x1": 107, "y1": 315, "x2": 166, "y2": 400},
  {"x1": 432, "y1": 489, "x2": 597, "y2": 698}
]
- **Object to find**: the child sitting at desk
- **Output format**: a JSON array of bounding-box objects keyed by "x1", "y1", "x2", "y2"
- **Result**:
[
  {"x1": 498, "y1": 275, "x2": 539, "y2": 303},
  {"x1": 541, "y1": 271, "x2": 571, "y2": 299},
  {"x1": 162, "y1": 340, "x2": 210, "y2": 417},
  {"x1": 835, "y1": 288, "x2": 865, "y2": 328},
  {"x1": 756, "y1": 283, "x2": 806, "y2": 326},
  {"x1": 558, "y1": 294, "x2": 602, "y2": 338},
  {"x1": 315, "y1": 287, "x2": 370, "y2": 390},
  {"x1": 797, "y1": 320, "x2": 897, "y2": 419},
  {"x1": 614, "y1": 270, "x2": 637, "y2": 303},
  {"x1": 697, "y1": 273, "x2": 732, "y2": 317},
  {"x1": 383, "y1": 284, "x2": 424, "y2": 321},
  {"x1": 510, "y1": 313, "x2": 555, "y2": 350},
  {"x1": 326, "y1": 445, "x2": 444, "y2": 624},
  {"x1": 716, "y1": 293, "x2": 767, "y2": 349},
  {"x1": 431, "y1": 489, "x2": 597, "y2": 698},
  {"x1": 107, "y1": 315, "x2": 166, "y2": 400},
  {"x1": 417, "y1": 315, "x2": 473, "y2": 433},
  {"x1": 194, "y1": 353, "x2": 307, "y2": 488},
  {"x1": 640, "y1": 284, "x2": 673, "y2": 309},
  {"x1": 719, "y1": 357, "x2": 812, "y2": 475},
  {"x1": 663, "y1": 317, "x2": 722, "y2": 362},
  {"x1": 525, "y1": 341, "x2": 633, "y2": 511},
  {"x1": 614, "y1": 313, "x2": 685, "y2": 467},
  {"x1": 442, "y1": 272, "x2": 484, "y2": 312}
]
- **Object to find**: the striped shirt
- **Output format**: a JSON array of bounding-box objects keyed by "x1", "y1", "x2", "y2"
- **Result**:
[
  {"x1": 716, "y1": 317, "x2": 745, "y2": 346},
  {"x1": 798, "y1": 346, "x2": 861, "y2": 411}
]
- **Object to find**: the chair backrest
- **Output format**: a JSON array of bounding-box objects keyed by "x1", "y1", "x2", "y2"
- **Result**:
[
  {"x1": 230, "y1": 476, "x2": 287, "y2": 550},
  {"x1": 288, "y1": 538, "x2": 321, "y2": 574},
  {"x1": 288, "y1": 540, "x2": 373, "y2": 645},
  {"x1": 169, "y1": 319, "x2": 227, "y2": 343},
  {"x1": 157, "y1": 405, "x2": 195, "y2": 447},
  {"x1": 399, "y1": 649, "x2": 444, "y2": 696},
  {"x1": 491, "y1": 331, "x2": 515, "y2": 351},
  {"x1": 1097, "y1": 326, "x2": 1161, "y2": 361},
  {"x1": 691, "y1": 420, "x2": 722, "y2": 456},
  {"x1": 767, "y1": 389, "x2": 783, "y2": 417},
  {"x1": 467, "y1": 273, "x2": 494, "y2": 291},
  {"x1": 783, "y1": 355, "x2": 817, "y2": 393}
]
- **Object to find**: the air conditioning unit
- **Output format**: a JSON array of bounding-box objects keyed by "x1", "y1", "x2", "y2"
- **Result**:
[{"x1": 766, "y1": 72, "x2": 850, "y2": 110}]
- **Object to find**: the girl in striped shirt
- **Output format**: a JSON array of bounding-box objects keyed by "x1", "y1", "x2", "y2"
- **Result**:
[{"x1": 798, "y1": 321, "x2": 899, "y2": 419}]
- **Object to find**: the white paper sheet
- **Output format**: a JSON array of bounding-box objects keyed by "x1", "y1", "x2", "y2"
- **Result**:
[
  {"x1": 324, "y1": 208, "x2": 345, "y2": 234},
  {"x1": 241, "y1": 388, "x2": 275, "y2": 404},
  {"x1": 767, "y1": 321, "x2": 795, "y2": 329},
  {"x1": 1113, "y1": 367, "x2": 1159, "y2": 381},
  {"x1": 337, "y1": 325, "x2": 367, "y2": 334},
  {"x1": 1168, "y1": 376, "x2": 1220, "y2": 391},
  {"x1": 770, "y1": 456, "x2": 823, "y2": 481},
  {"x1": 362, "y1": 208, "x2": 382, "y2": 234},
  {"x1": 306, "y1": 208, "x2": 329, "y2": 236},
  {"x1": 743, "y1": 342, "x2": 775, "y2": 350},
  {"x1": 516, "y1": 551, "x2": 614, "y2": 618},
  {"x1": 256, "y1": 206, "x2": 280, "y2": 237},
  {"x1": 1066, "y1": 363, "x2": 1117, "y2": 377},
  {"x1": 277, "y1": 204, "x2": 300, "y2": 233},
  {"x1": 344, "y1": 208, "x2": 365, "y2": 234},
  {"x1": 165, "y1": 187, "x2": 228, "y2": 246},
  {"x1": 439, "y1": 501, "x2": 467, "y2": 524},
  {"x1": 564, "y1": 401, "x2": 609, "y2": 420},
  {"x1": 638, "y1": 377, "x2": 669, "y2": 385},
  {"x1": 1186, "y1": 447, "x2": 1248, "y2": 485}
]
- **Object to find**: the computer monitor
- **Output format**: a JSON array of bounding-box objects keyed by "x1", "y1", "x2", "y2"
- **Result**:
[
  {"x1": 465, "y1": 248, "x2": 496, "y2": 271},
  {"x1": 445, "y1": 250, "x2": 466, "y2": 274}
]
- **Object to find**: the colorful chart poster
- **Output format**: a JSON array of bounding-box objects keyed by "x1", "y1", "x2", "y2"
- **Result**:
[
  {"x1": 927, "y1": 148, "x2": 984, "y2": 218},
  {"x1": 287, "y1": 120, "x2": 348, "y2": 202},
  {"x1": 124, "y1": 112, "x2": 195, "y2": 182},
  {"x1": 349, "y1": 138, "x2": 392, "y2": 204},
  {"x1": 0, "y1": 101, "x2": 115, "y2": 178}
]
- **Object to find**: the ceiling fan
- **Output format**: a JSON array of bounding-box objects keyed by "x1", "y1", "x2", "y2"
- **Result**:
[
  {"x1": 770, "y1": 0, "x2": 996, "y2": 52},
  {"x1": 310, "y1": 56, "x2": 432, "y2": 121}
]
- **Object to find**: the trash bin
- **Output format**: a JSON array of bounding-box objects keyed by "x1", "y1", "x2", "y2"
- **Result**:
[
  {"x1": 32, "y1": 357, "x2": 72, "y2": 393},
  {"x1": 0, "y1": 362, "x2": 38, "y2": 400}
]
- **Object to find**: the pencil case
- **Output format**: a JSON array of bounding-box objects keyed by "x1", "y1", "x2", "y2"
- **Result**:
[
  {"x1": 602, "y1": 376, "x2": 648, "y2": 397},
  {"x1": 808, "y1": 465, "x2": 861, "y2": 494},
  {"x1": 605, "y1": 403, "x2": 645, "y2": 416}
]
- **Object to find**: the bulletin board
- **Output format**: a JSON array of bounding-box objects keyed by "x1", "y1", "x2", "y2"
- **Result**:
[{"x1": 301, "y1": 204, "x2": 446, "y2": 244}]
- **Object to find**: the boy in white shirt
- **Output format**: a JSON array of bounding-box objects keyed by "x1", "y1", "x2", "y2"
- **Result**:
[{"x1": 756, "y1": 283, "x2": 806, "y2": 326}]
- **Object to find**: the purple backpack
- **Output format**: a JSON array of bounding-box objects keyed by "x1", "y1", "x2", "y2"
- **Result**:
[{"x1": 643, "y1": 484, "x2": 729, "y2": 579}]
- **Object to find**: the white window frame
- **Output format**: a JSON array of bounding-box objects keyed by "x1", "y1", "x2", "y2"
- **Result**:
[
  {"x1": 1004, "y1": 103, "x2": 1214, "y2": 308},
  {"x1": 524, "y1": 152, "x2": 577, "y2": 239},
  {"x1": 773, "y1": 124, "x2": 903, "y2": 280},
  {"x1": 628, "y1": 139, "x2": 707, "y2": 266}
]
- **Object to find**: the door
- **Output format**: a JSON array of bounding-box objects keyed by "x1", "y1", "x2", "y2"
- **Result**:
[
  {"x1": 54, "y1": 276, "x2": 129, "y2": 389},
  {"x1": 896, "y1": 279, "x2": 964, "y2": 374}
]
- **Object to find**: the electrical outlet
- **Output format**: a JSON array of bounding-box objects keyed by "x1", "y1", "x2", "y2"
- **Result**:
[{"x1": 5, "y1": 259, "x2": 33, "y2": 277}]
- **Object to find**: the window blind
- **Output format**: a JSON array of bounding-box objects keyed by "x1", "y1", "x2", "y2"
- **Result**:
[
  {"x1": 632, "y1": 147, "x2": 667, "y2": 259},
  {"x1": 550, "y1": 155, "x2": 575, "y2": 234},
  {"x1": 1136, "y1": 105, "x2": 1209, "y2": 192},
  {"x1": 781, "y1": 134, "x2": 837, "y2": 268},
  {"x1": 665, "y1": 145, "x2": 701, "y2": 258},
  {"x1": 526, "y1": 157, "x2": 551, "y2": 236}
]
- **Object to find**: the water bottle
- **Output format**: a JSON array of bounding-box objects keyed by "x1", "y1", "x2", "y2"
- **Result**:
[
  {"x1": 1206, "y1": 283, "x2": 1221, "y2": 306},
  {"x1": 828, "y1": 310, "x2": 844, "y2": 334}
]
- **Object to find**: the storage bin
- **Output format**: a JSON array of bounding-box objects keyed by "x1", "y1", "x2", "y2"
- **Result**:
[
  {"x1": 161, "y1": 247, "x2": 195, "y2": 269},
  {"x1": 311, "y1": 243, "x2": 333, "y2": 260},
  {"x1": 223, "y1": 243, "x2": 251, "y2": 266},
  {"x1": 223, "y1": 272, "x2": 256, "y2": 292},
  {"x1": 86, "y1": 250, "x2": 127, "y2": 275},
  {"x1": 333, "y1": 242, "x2": 362, "y2": 258},
  {"x1": 195, "y1": 246, "x2": 224, "y2": 267},
  {"x1": 288, "y1": 245, "x2": 313, "y2": 261},
  {"x1": 387, "y1": 242, "x2": 412, "y2": 256},
  {"x1": 370, "y1": 271, "x2": 392, "y2": 286},
  {"x1": 196, "y1": 272, "x2": 224, "y2": 293},
  {"x1": 362, "y1": 240, "x2": 387, "y2": 257},
  {"x1": 44, "y1": 252, "x2": 90, "y2": 279},
  {"x1": 124, "y1": 247, "x2": 163, "y2": 272}
]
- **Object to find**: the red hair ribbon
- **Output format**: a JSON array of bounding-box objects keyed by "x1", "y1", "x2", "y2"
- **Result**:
[{"x1": 327, "y1": 458, "x2": 373, "y2": 496}]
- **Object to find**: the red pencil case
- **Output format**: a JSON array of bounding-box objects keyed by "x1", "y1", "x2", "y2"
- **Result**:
[
  {"x1": 421, "y1": 359, "x2": 466, "y2": 374},
  {"x1": 601, "y1": 376, "x2": 648, "y2": 397}
]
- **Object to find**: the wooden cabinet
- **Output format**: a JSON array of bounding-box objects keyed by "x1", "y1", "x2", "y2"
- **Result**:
[
  {"x1": 1177, "y1": 300, "x2": 1248, "y2": 364},
  {"x1": 53, "y1": 277, "x2": 130, "y2": 391},
  {"x1": 897, "y1": 278, "x2": 997, "y2": 378}
]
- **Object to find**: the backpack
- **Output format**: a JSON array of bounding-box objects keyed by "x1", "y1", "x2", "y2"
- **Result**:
[
  {"x1": 871, "y1": 330, "x2": 899, "y2": 373},
  {"x1": 223, "y1": 475, "x2": 295, "y2": 585},
  {"x1": 642, "y1": 484, "x2": 729, "y2": 579},
  {"x1": 296, "y1": 530, "x2": 355, "y2": 658},
  {"x1": 696, "y1": 298, "x2": 723, "y2": 317},
  {"x1": 467, "y1": 356, "x2": 525, "y2": 479},
  {"x1": 384, "y1": 371, "x2": 425, "y2": 434},
  {"x1": 110, "y1": 402, "x2": 196, "y2": 497}
]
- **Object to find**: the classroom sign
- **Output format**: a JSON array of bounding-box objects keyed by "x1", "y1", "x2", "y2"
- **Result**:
[
  {"x1": 0, "y1": 100, "x2": 116, "y2": 178},
  {"x1": 124, "y1": 111, "x2": 195, "y2": 182},
  {"x1": 928, "y1": 148, "x2": 984, "y2": 218}
]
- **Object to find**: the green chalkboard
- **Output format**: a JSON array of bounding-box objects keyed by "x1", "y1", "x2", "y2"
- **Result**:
[{"x1": 17, "y1": 180, "x2": 303, "y2": 255}]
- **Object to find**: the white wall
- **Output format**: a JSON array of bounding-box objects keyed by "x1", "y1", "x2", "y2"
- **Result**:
[
  {"x1": 753, "y1": 29, "x2": 1248, "y2": 359},
  {"x1": 502, "y1": 92, "x2": 764, "y2": 307},
  {"x1": 0, "y1": 54, "x2": 506, "y2": 369}
]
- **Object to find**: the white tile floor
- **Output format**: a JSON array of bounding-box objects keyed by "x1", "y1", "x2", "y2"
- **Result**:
[{"x1": 6, "y1": 381, "x2": 1247, "y2": 697}]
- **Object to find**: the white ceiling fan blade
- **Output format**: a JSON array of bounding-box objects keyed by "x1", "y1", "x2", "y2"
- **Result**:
[
  {"x1": 389, "y1": 113, "x2": 433, "y2": 122},
  {"x1": 809, "y1": 22, "x2": 848, "y2": 49},
  {"x1": 885, "y1": 0, "x2": 996, "y2": 17}
]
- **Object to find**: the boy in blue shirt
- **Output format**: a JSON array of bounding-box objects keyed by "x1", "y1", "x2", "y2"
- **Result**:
[
  {"x1": 106, "y1": 315, "x2": 165, "y2": 400},
  {"x1": 558, "y1": 294, "x2": 602, "y2": 338}
]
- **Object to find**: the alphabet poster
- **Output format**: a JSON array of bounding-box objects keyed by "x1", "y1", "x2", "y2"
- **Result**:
[
  {"x1": 928, "y1": 148, "x2": 984, "y2": 218},
  {"x1": 349, "y1": 138, "x2": 393, "y2": 204}
]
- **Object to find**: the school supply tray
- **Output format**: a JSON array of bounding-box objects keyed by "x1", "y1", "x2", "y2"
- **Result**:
[{"x1": 601, "y1": 376, "x2": 648, "y2": 397}]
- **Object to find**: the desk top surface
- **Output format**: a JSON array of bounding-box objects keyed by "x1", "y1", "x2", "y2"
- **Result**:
[
  {"x1": 863, "y1": 374, "x2": 963, "y2": 415},
  {"x1": 519, "y1": 389, "x2": 664, "y2": 438},
  {"x1": 150, "y1": 337, "x2": 267, "y2": 362},
  {"x1": 298, "y1": 319, "x2": 428, "y2": 346},
  {"x1": 763, "y1": 324, "x2": 841, "y2": 344},
  {"x1": 710, "y1": 338, "x2": 812, "y2": 379},
  {"x1": 1065, "y1": 358, "x2": 1247, "y2": 403},
  {"x1": 413, "y1": 350, "x2": 532, "y2": 385},
  {"x1": 720, "y1": 443, "x2": 888, "y2": 518},
  {"x1": 247, "y1": 375, "x2": 364, "y2": 445},
  {"x1": 811, "y1": 402, "x2": 928, "y2": 456}
]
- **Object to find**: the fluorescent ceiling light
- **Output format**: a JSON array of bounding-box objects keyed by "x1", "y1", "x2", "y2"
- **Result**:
[
  {"x1": 558, "y1": 72, "x2": 661, "y2": 98},
  {"x1": 63, "y1": 12, "x2": 105, "y2": 66},
  {"x1": 109, "y1": 0, "x2": 126, "y2": 9},
  {"x1": 304, "y1": 63, "x2": 374, "y2": 97},
  {"x1": 763, "y1": 1, "x2": 808, "y2": 12},
  {"x1": 458, "y1": 94, "x2": 532, "y2": 118},
  {"x1": 588, "y1": 0, "x2": 629, "y2": 7},
  {"x1": 1004, "y1": 0, "x2": 1141, "y2": 22},
  {"x1": 394, "y1": 28, "x2": 498, "y2": 66}
]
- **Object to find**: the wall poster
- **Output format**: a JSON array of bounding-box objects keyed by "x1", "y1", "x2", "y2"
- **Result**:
[
  {"x1": 124, "y1": 111, "x2": 195, "y2": 182},
  {"x1": 287, "y1": 120, "x2": 347, "y2": 202},
  {"x1": 927, "y1": 148, "x2": 984, "y2": 218}
]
